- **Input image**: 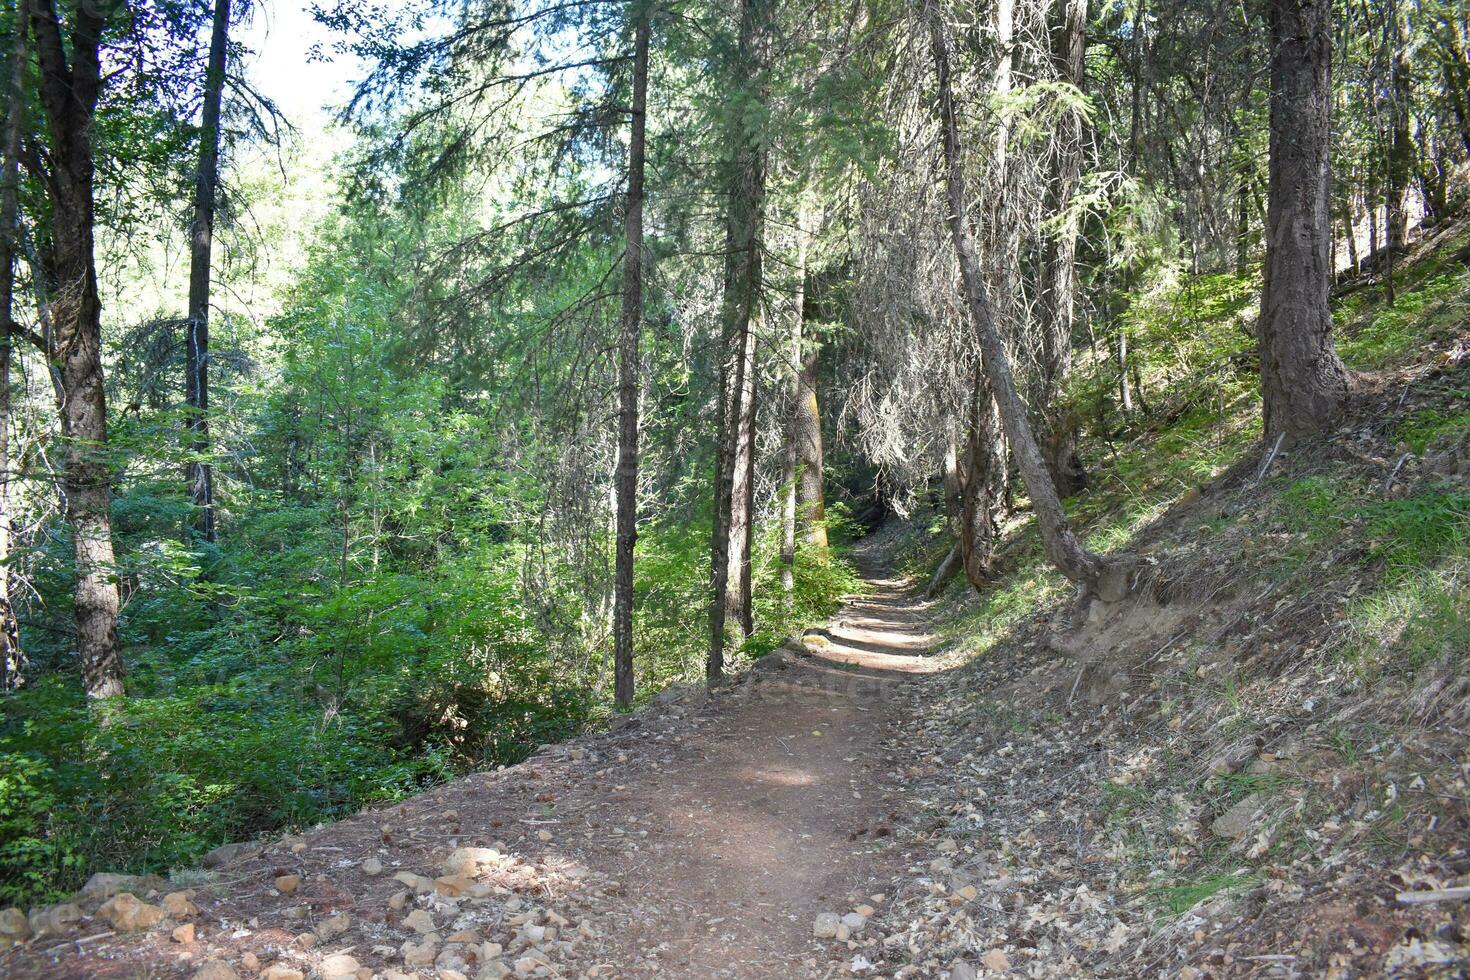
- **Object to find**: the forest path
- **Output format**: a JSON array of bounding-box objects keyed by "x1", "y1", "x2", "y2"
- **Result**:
[
  {"x1": 16, "y1": 549, "x2": 939, "y2": 980},
  {"x1": 571, "y1": 552, "x2": 938, "y2": 978}
]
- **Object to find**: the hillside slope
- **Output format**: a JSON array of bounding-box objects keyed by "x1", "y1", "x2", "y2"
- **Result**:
[{"x1": 2, "y1": 223, "x2": 1468, "y2": 980}]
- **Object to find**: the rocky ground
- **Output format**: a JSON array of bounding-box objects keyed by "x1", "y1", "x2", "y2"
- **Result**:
[
  {"x1": 4, "y1": 481, "x2": 1470, "y2": 979},
  {"x1": 0, "y1": 560, "x2": 948, "y2": 980}
]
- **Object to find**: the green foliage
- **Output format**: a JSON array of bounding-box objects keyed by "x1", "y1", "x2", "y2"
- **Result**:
[
  {"x1": 1396, "y1": 407, "x2": 1470, "y2": 455},
  {"x1": 1150, "y1": 869, "x2": 1260, "y2": 915},
  {"x1": 1337, "y1": 270, "x2": 1470, "y2": 369}
]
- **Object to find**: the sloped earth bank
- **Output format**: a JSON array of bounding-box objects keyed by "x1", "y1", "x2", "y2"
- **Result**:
[{"x1": 2, "y1": 550, "x2": 947, "y2": 980}]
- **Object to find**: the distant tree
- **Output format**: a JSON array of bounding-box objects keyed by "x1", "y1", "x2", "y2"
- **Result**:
[
  {"x1": 613, "y1": 0, "x2": 651, "y2": 711},
  {"x1": 185, "y1": 0, "x2": 232, "y2": 543},
  {"x1": 929, "y1": 0, "x2": 1118, "y2": 595},
  {"x1": 708, "y1": 0, "x2": 773, "y2": 683}
]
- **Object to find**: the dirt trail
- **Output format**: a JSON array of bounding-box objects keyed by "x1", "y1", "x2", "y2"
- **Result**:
[
  {"x1": 14, "y1": 558, "x2": 937, "y2": 980},
  {"x1": 580, "y1": 561, "x2": 938, "y2": 977}
]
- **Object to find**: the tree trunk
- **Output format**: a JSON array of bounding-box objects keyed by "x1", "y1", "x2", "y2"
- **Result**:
[
  {"x1": 957, "y1": 371, "x2": 1006, "y2": 590},
  {"x1": 1036, "y1": 0, "x2": 1088, "y2": 498},
  {"x1": 789, "y1": 205, "x2": 825, "y2": 559},
  {"x1": 1257, "y1": 0, "x2": 1350, "y2": 443},
  {"x1": 613, "y1": 1, "x2": 650, "y2": 711},
  {"x1": 1115, "y1": 326, "x2": 1133, "y2": 416},
  {"x1": 708, "y1": 0, "x2": 771, "y2": 682},
  {"x1": 1382, "y1": 14, "x2": 1411, "y2": 305},
  {"x1": 32, "y1": 0, "x2": 124, "y2": 697},
  {"x1": 0, "y1": 0, "x2": 30, "y2": 692},
  {"x1": 185, "y1": 0, "x2": 230, "y2": 543},
  {"x1": 779, "y1": 198, "x2": 808, "y2": 593},
  {"x1": 928, "y1": 3, "x2": 1111, "y2": 593},
  {"x1": 1339, "y1": 186, "x2": 1359, "y2": 273},
  {"x1": 726, "y1": 324, "x2": 757, "y2": 637}
]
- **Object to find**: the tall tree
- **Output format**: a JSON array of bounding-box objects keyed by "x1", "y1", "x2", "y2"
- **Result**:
[
  {"x1": 1257, "y1": 0, "x2": 1350, "y2": 442},
  {"x1": 929, "y1": 0, "x2": 1114, "y2": 594},
  {"x1": 708, "y1": 0, "x2": 772, "y2": 683},
  {"x1": 1035, "y1": 0, "x2": 1088, "y2": 496},
  {"x1": 0, "y1": 0, "x2": 29, "y2": 692},
  {"x1": 29, "y1": 0, "x2": 124, "y2": 697},
  {"x1": 779, "y1": 196, "x2": 825, "y2": 592},
  {"x1": 185, "y1": 0, "x2": 230, "y2": 543},
  {"x1": 613, "y1": 0, "x2": 650, "y2": 711}
]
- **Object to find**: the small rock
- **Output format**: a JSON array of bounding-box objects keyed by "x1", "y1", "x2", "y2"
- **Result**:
[
  {"x1": 191, "y1": 963, "x2": 239, "y2": 980},
  {"x1": 201, "y1": 842, "x2": 261, "y2": 869},
  {"x1": 27, "y1": 902, "x2": 81, "y2": 939},
  {"x1": 950, "y1": 963, "x2": 978, "y2": 980},
  {"x1": 97, "y1": 893, "x2": 164, "y2": 931},
  {"x1": 854, "y1": 904, "x2": 876, "y2": 917},
  {"x1": 0, "y1": 907, "x2": 31, "y2": 947},
  {"x1": 293, "y1": 931, "x2": 316, "y2": 948},
  {"x1": 981, "y1": 949, "x2": 1010, "y2": 972},
  {"x1": 435, "y1": 874, "x2": 473, "y2": 897},
  {"x1": 362, "y1": 857, "x2": 384, "y2": 876},
  {"x1": 841, "y1": 911, "x2": 867, "y2": 934},
  {"x1": 316, "y1": 912, "x2": 351, "y2": 941},
  {"x1": 80, "y1": 872, "x2": 161, "y2": 902},
  {"x1": 171, "y1": 922, "x2": 196, "y2": 943},
  {"x1": 404, "y1": 908, "x2": 436, "y2": 934},
  {"x1": 937, "y1": 838, "x2": 959, "y2": 854},
  {"x1": 274, "y1": 874, "x2": 302, "y2": 894},
  {"x1": 241, "y1": 952, "x2": 261, "y2": 972},
  {"x1": 388, "y1": 890, "x2": 411, "y2": 911},
  {"x1": 479, "y1": 962, "x2": 512, "y2": 980},
  {"x1": 318, "y1": 952, "x2": 361, "y2": 979},
  {"x1": 162, "y1": 891, "x2": 200, "y2": 919},
  {"x1": 1212, "y1": 792, "x2": 1267, "y2": 839},
  {"x1": 437, "y1": 944, "x2": 472, "y2": 972},
  {"x1": 813, "y1": 912, "x2": 840, "y2": 939},
  {"x1": 442, "y1": 847, "x2": 500, "y2": 876},
  {"x1": 259, "y1": 967, "x2": 304, "y2": 980},
  {"x1": 403, "y1": 937, "x2": 440, "y2": 967},
  {"x1": 536, "y1": 830, "x2": 553, "y2": 843},
  {"x1": 394, "y1": 871, "x2": 435, "y2": 894}
]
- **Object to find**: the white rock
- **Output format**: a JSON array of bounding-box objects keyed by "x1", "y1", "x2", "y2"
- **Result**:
[
  {"x1": 404, "y1": 908, "x2": 436, "y2": 934},
  {"x1": 316, "y1": 912, "x2": 351, "y2": 941},
  {"x1": 318, "y1": 952, "x2": 361, "y2": 979},
  {"x1": 813, "y1": 912, "x2": 840, "y2": 939}
]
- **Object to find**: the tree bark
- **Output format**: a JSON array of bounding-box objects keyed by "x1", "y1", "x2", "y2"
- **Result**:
[
  {"x1": 31, "y1": 0, "x2": 124, "y2": 697},
  {"x1": 708, "y1": 0, "x2": 771, "y2": 682},
  {"x1": 0, "y1": 0, "x2": 30, "y2": 692},
  {"x1": 1382, "y1": 10, "x2": 1411, "y2": 305},
  {"x1": 928, "y1": 2, "x2": 1110, "y2": 593},
  {"x1": 613, "y1": 1, "x2": 650, "y2": 711},
  {"x1": 779, "y1": 198, "x2": 808, "y2": 593},
  {"x1": 957, "y1": 371, "x2": 1006, "y2": 590},
  {"x1": 789, "y1": 203, "x2": 825, "y2": 558},
  {"x1": 1036, "y1": 0, "x2": 1088, "y2": 498},
  {"x1": 726, "y1": 323, "x2": 757, "y2": 637},
  {"x1": 1257, "y1": 0, "x2": 1350, "y2": 443},
  {"x1": 185, "y1": 0, "x2": 230, "y2": 543}
]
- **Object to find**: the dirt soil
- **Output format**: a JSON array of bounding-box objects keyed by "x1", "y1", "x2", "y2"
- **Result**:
[{"x1": 6, "y1": 558, "x2": 939, "y2": 980}]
